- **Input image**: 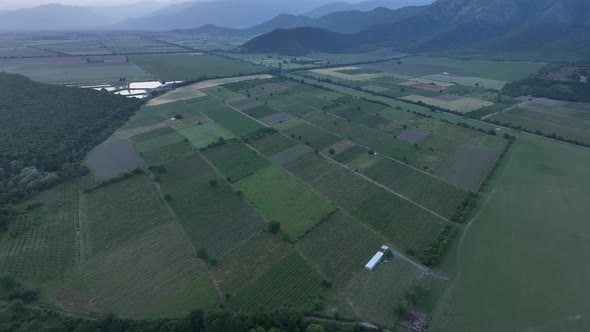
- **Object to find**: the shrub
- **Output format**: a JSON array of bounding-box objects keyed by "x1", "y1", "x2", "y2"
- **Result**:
[{"x1": 197, "y1": 247, "x2": 208, "y2": 259}]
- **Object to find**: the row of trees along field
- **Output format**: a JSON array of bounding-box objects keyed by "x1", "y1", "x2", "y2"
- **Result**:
[
  {"x1": 0, "y1": 73, "x2": 142, "y2": 229},
  {"x1": 3, "y1": 299, "x2": 356, "y2": 332}
]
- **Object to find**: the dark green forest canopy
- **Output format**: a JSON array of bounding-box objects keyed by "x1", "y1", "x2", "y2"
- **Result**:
[{"x1": 0, "y1": 73, "x2": 142, "y2": 204}]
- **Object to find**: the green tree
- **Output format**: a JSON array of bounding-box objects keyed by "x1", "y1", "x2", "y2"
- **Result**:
[
  {"x1": 306, "y1": 324, "x2": 326, "y2": 332},
  {"x1": 209, "y1": 179, "x2": 218, "y2": 187},
  {"x1": 209, "y1": 257, "x2": 217, "y2": 265},
  {"x1": 268, "y1": 221, "x2": 281, "y2": 234},
  {"x1": 394, "y1": 303, "x2": 408, "y2": 318},
  {"x1": 328, "y1": 148, "x2": 336, "y2": 155},
  {"x1": 197, "y1": 247, "x2": 208, "y2": 259}
]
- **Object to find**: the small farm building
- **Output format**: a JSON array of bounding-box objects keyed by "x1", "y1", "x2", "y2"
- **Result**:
[{"x1": 365, "y1": 251, "x2": 384, "y2": 271}]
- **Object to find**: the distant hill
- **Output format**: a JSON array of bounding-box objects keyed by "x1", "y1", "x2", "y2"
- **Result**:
[
  {"x1": 304, "y1": 0, "x2": 433, "y2": 18},
  {"x1": 237, "y1": 27, "x2": 362, "y2": 55},
  {"x1": 0, "y1": 4, "x2": 112, "y2": 30},
  {"x1": 116, "y1": 0, "x2": 335, "y2": 30},
  {"x1": 243, "y1": 0, "x2": 590, "y2": 58},
  {"x1": 176, "y1": 6, "x2": 425, "y2": 36},
  {"x1": 88, "y1": 1, "x2": 170, "y2": 21}
]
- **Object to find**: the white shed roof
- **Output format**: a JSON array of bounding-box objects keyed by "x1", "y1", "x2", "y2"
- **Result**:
[{"x1": 365, "y1": 252, "x2": 384, "y2": 270}]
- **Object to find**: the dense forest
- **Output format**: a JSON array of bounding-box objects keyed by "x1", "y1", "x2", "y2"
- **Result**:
[{"x1": 0, "y1": 73, "x2": 142, "y2": 208}]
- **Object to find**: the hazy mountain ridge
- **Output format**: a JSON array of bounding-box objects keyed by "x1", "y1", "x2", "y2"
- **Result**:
[
  {"x1": 0, "y1": 4, "x2": 112, "y2": 30},
  {"x1": 175, "y1": 6, "x2": 426, "y2": 36},
  {"x1": 304, "y1": 0, "x2": 433, "y2": 18},
  {"x1": 243, "y1": 0, "x2": 590, "y2": 57}
]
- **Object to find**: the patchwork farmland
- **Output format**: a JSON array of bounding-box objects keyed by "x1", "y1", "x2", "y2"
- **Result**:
[{"x1": 4, "y1": 62, "x2": 516, "y2": 330}]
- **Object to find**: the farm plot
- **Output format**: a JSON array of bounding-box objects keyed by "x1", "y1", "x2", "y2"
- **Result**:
[
  {"x1": 272, "y1": 102, "x2": 317, "y2": 117},
  {"x1": 122, "y1": 98, "x2": 217, "y2": 130},
  {"x1": 0, "y1": 179, "x2": 87, "y2": 282},
  {"x1": 130, "y1": 54, "x2": 264, "y2": 81},
  {"x1": 158, "y1": 154, "x2": 267, "y2": 258},
  {"x1": 258, "y1": 112, "x2": 293, "y2": 126},
  {"x1": 362, "y1": 158, "x2": 469, "y2": 219},
  {"x1": 130, "y1": 127, "x2": 186, "y2": 153},
  {"x1": 138, "y1": 140, "x2": 194, "y2": 167},
  {"x1": 227, "y1": 253, "x2": 324, "y2": 311},
  {"x1": 229, "y1": 99, "x2": 263, "y2": 111},
  {"x1": 209, "y1": 233, "x2": 293, "y2": 296},
  {"x1": 490, "y1": 112, "x2": 590, "y2": 146},
  {"x1": 302, "y1": 112, "x2": 440, "y2": 170},
  {"x1": 332, "y1": 145, "x2": 368, "y2": 165},
  {"x1": 422, "y1": 74, "x2": 508, "y2": 90},
  {"x1": 434, "y1": 144, "x2": 500, "y2": 192},
  {"x1": 361, "y1": 61, "x2": 457, "y2": 77},
  {"x1": 241, "y1": 105, "x2": 278, "y2": 119},
  {"x1": 278, "y1": 121, "x2": 341, "y2": 151},
  {"x1": 399, "y1": 56, "x2": 545, "y2": 82},
  {"x1": 311, "y1": 66, "x2": 382, "y2": 81},
  {"x1": 401, "y1": 95, "x2": 493, "y2": 113},
  {"x1": 343, "y1": 257, "x2": 425, "y2": 327},
  {"x1": 296, "y1": 211, "x2": 382, "y2": 287},
  {"x1": 236, "y1": 165, "x2": 336, "y2": 241},
  {"x1": 248, "y1": 132, "x2": 299, "y2": 156},
  {"x1": 53, "y1": 223, "x2": 218, "y2": 319},
  {"x1": 269, "y1": 144, "x2": 313, "y2": 165},
  {"x1": 202, "y1": 107, "x2": 265, "y2": 137},
  {"x1": 0, "y1": 62, "x2": 152, "y2": 84},
  {"x1": 82, "y1": 174, "x2": 175, "y2": 257},
  {"x1": 201, "y1": 86, "x2": 245, "y2": 102},
  {"x1": 283, "y1": 153, "x2": 447, "y2": 254},
  {"x1": 179, "y1": 122, "x2": 236, "y2": 148},
  {"x1": 40, "y1": 41, "x2": 113, "y2": 56},
  {"x1": 147, "y1": 86, "x2": 207, "y2": 106},
  {"x1": 397, "y1": 127, "x2": 432, "y2": 144},
  {"x1": 85, "y1": 138, "x2": 144, "y2": 180},
  {"x1": 201, "y1": 141, "x2": 269, "y2": 183},
  {"x1": 102, "y1": 36, "x2": 188, "y2": 54}
]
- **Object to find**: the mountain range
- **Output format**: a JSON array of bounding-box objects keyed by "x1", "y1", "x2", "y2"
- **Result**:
[
  {"x1": 303, "y1": 0, "x2": 433, "y2": 18},
  {"x1": 242, "y1": 0, "x2": 590, "y2": 58},
  {"x1": 174, "y1": 6, "x2": 426, "y2": 36},
  {"x1": 0, "y1": 0, "x2": 431, "y2": 31}
]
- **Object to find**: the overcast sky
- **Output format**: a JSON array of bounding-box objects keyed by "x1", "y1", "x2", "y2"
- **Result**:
[{"x1": 1, "y1": 0, "x2": 350, "y2": 10}]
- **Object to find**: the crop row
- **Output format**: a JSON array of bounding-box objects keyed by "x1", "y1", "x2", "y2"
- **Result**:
[
  {"x1": 363, "y1": 158, "x2": 469, "y2": 219},
  {"x1": 296, "y1": 211, "x2": 382, "y2": 287},
  {"x1": 227, "y1": 253, "x2": 323, "y2": 311},
  {"x1": 201, "y1": 141, "x2": 270, "y2": 183},
  {"x1": 158, "y1": 154, "x2": 267, "y2": 258}
]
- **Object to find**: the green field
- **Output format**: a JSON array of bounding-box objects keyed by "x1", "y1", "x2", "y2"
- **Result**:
[
  {"x1": 131, "y1": 54, "x2": 265, "y2": 81},
  {"x1": 157, "y1": 154, "x2": 267, "y2": 258},
  {"x1": 236, "y1": 165, "x2": 336, "y2": 241},
  {"x1": 179, "y1": 122, "x2": 236, "y2": 148},
  {"x1": 0, "y1": 62, "x2": 152, "y2": 84},
  {"x1": 401, "y1": 56, "x2": 546, "y2": 82},
  {"x1": 202, "y1": 107, "x2": 265, "y2": 137},
  {"x1": 201, "y1": 141, "x2": 270, "y2": 182},
  {"x1": 296, "y1": 210, "x2": 382, "y2": 286},
  {"x1": 131, "y1": 127, "x2": 187, "y2": 153},
  {"x1": 82, "y1": 175, "x2": 175, "y2": 257},
  {"x1": 432, "y1": 134, "x2": 590, "y2": 332},
  {"x1": 52, "y1": 223, "x2": 218, "y2": 318}
]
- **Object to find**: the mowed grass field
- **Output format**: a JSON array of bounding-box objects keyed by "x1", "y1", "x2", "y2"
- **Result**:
[
  {"x1": 130, "y1": 54, "x2": 265, "y2": 81},
  {"x1": 431, "y1": 134, "x2": 590, "y2": 331},
  {"x1": 236, "y1": 165, "x2": 336, "y2": 241}
]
